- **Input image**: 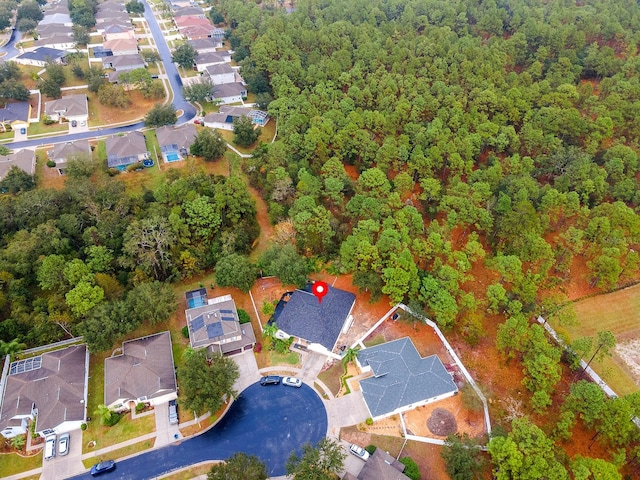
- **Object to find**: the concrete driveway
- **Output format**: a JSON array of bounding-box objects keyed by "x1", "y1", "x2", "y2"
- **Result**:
[
  {"x1": 154, "y1": 401, "x2": 182, "y2": 447},
  {"x1": 40, "y1": 431, "x2": 86, "y2": 480},
  {"x1": 325, "y1": 391, "x2": 370, "y2": 437}
]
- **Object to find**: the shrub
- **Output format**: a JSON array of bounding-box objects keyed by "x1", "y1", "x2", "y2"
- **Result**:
[
  {"x1": 107, "y1": 168, "x2": 120, "y2": 176},
  {"x1": 365, "y1": 444, "x2": 377, "y2": 454},
  {"x1": 135, "y1": 402, "x2": 145, "y2": 413},
  {"x1": 126, "y1": 162, "x2": 144, "y2": 172},
  {"x1": 80, "y1": 423, "x2": 87, "y2": 431},
  {"x1": 365, "y1": 417, "x2": 373, "y2": 426},
  {"x1": 46, "y1": 160, "x2": 56, "y2": 168},
  {"x1": 254, "y1": 342, "x2": 262, "y2": 353},
  {"x1": 261, "y1": 300, "x2": 275, "y2": 316},
  {"x1": 237, "y1": 309, "x2": 251, "y2": 324},
  {"x1": 399, "y1": 457, "x2": 421, "y2": 480},
  {"x1": 42, "y1": 114, "x2": 55, "y2": 125},
  {"x1": 104, "y1": 412, "x2": 122, "y2": 427},
  {"x1": 181, "y1": 325, "x2": 189, "y2": 338}
]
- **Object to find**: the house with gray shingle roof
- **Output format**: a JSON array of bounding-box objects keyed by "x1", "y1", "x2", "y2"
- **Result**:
[
  {"x1": 357, "y1": 337, "x2": 458, "y2": 421},
  {"x1": 211, "y1": 82, "x2": 246, "y2": 105},
  {"x1": 156, "y1": 123, "x2": 197, "y2": 162},
  {"x1": 104, "y1": 332, "x2": 177, "y2": 411},
  {"x1": 106, "y1": 131, "x2": 147, "y2": 169},
  {"x1": 0, "y1": 344, "x2": 89, "y2": 439},
  {"x1": 14, "y1": 47, "x2": 66, "y2": 67},
  {"x1": 0, "y1": 149, "x2": 36, "y2": 180},
  {"x1": 47, "y1": 139, "x2": 91, "y2": 173},
  {"x1": 185, "y1": 289, "x2": 256, "y2": 355},
  {"x1": 102, "y1": 53, "x2": 145, "y2": 71},
  {"x1": 44, "y1": 94, "x2": 88, "y2": 123},
  {"x1": 273, "y1": 284, "x2": 355, "y2": 356},
  {"x1": 203, "y1": 106, "x2": 269, "y2": 131},
  {"x1": 187, "y1": 38, "x2": 222, "y2": 53},
  {"x1": 357, "y1": 448, "x2": 410, "y2": 480}
]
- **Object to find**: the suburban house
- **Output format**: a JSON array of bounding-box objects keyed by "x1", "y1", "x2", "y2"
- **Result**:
[
  {"x1": 356, "y1": 337, "x2": 458, "y2": 421},
  {"x1": 103, "y1": 38, "x2": 139, "y2": 56},
  {"x1": 211, "y1": 82, "x2": 247, "y2": 105},
  {"x1": 0, "y1": 149, "x2": 36, "y2": 180},
  {"x1": 202, "y1": 63, "x2": 235, "y2": 85},
  {"x1": 96, "y1": 11, "x2": 130, "y2": 25},
  {"x1": 179, "y1": 24, "x2": 215, "y2": 41},
  {"x1": 173, "y1": 5, "x2": 205, "y2": 18},
  {"x1": 36, "y1": 23, "x2": 72, "y2": 38},
  {"x1": 203, "y1": 106, "x2": 269, "y2": 131},
  {"x1": 44, "y1": 94, "x2": 88, "y2": 124},
  {"x1": 104, "y1": 332, "x2": 177, "y2": 412},
  {"x1": 271, "y1": 283, "x2": 356, "y2": 357},
  {"x1": 343, "y1": 449, "x2": 410, "y2": 480},
  {"x1": 103, "y1": 53, "x2": 145, "y2": 72},
  {"x1": 38, "y1": 12, "x2": 72, "y2": 27},
  {"x1": 103, "y1": 24, "x2": 135, "y2": 41},
  {"x1": 185, "y1": 289, "x2": 256, "y2": 355},
  {"x1": 105, "y1": 131, "x2": 147, "y2": 169},
  {"x1": 187, "y1": 37, "x2": 222, "y2": 53},
  {"x1": 47, "y1": 139, "x2": 91, "y2": 174},
  {"x1": 0, "y1": 344, "x2": 89, "y2": 439},
  {"x1": 96, "y1": 20, "x2": 132, "y2": 35},
  {"x1": 34, "y1": 35, "x2": 75, "y2": 50},
  {"x1": 156, "y1": 123, "x2": 197, "y2": 162},
  {"x1": 194, "y1": 51, "x2": 229, "y2": 72},
  {"x1": 0, "y1": 101, "x2": 31, "y2": 136},
  {"x1": 14, "y1": 47, "x2": 66, "y2": 67},
  {"x1": 168, "y1": 0, "x2": 192, "y2": 10}
]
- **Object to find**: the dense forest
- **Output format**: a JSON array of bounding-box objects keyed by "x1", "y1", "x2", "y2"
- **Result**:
[
  {"x1": 220, "y1": 0, "x2": 640, "y2": 476},
  {"x1": 0, "y1": 166, "x2": 258, "y2": 351}
]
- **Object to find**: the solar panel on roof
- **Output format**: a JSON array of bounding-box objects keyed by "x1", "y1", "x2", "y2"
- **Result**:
[
  {"x1": 221, "y1": 316, "x2": 235, "y2": 321},
  {"x1": 220, "y1": 309, "x2": 233, "y2": 314},
  {"x1": 9, "y1": 356, "x2": 42, "y2": 375},
  {"x1": 191, "y1": 315, "x2": 205, "y2": 331},
  {"x1": 206, "y1": 322, "x2": 223, "y2": 339}
]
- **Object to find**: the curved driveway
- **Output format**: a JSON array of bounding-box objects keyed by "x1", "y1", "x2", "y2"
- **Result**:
[
  {"x1": 4, "y1": 0, "x2": 196, "y2": 151},
  {"x1": 69, "y1": 382, "x2": 328, "y2": 479}
]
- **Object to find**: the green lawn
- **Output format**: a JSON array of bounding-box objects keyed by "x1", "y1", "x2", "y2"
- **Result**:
[
  {"x1": 82, "y1": 439, "x2": 154, "y2": 468},
  {"x1": 27, "y1": 122, "x2": 68, "y2": 136},
  {"x1": 0, "y1": 451, "x2": 42, "y2": 477},
  {"x1": 317, "y1": 361, "x2": 342, "y2": 395},
  {"x1": 269, "y1": 351, "x2": 300, "y2": 366},
  {"x1": 552, "y1": 284, "x2": 640, "y2": 396}
]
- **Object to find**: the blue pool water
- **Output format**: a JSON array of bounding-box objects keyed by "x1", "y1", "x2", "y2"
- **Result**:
[
  {"x1": 188, "y1": 297, "x2": 206, "y2": 309},
  {"x1": 165, "y1": 152, "x2": 180, "y2": 162}
]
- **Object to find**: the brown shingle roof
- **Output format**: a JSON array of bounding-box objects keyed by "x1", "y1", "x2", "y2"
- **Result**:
[
  {"x1": 358, "y1": 449, "x2": 410, "y2": 480},
  {"x1": 0, "y1": 345, "x2": 88, "y2": 433},
  {"x1": 104, "y1": 332, "x2": 177, "y2": 406}
]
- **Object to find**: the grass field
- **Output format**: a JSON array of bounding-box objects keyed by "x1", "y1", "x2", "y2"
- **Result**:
[
  {"x1": 0, "y1": 451, "x2": 42, "y2": 478},
  {"x1": 552, "y1": 284, "x2": 640, "y2": 396}
]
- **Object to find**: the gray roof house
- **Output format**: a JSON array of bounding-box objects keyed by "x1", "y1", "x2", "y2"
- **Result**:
[
  {"x1": 203, "y1": 106, "x2": 269, "y2": 131},
  {"x1": 14, "y1": 47, "x2": 66, "y2": 67},
  {"x1": 47, "y1": 139, "x2": 91, "y2": 173},
  {"x1": 273, "y1": 284, "x2": 355, "y2": 355},
  {"x1": 156, "y1": 123, "x2": 197, "y2": 162},
  {"x1": 0, "y1": 149, "x2": 36, "y2": 180},
  {"x1": 0, "y1": 345, "x2": 89, "y2": 438},
  {"x1": 44, "y1": 94, "x2": 88, "y2": 122},
  {"x1": 357, "y1": 337, "x2": 458, "y2": 421},
  {"x1": 187, "y1": 38, "x2": 222, "y2": 53},
  {"x1": 194, "y1": 51, "x2": 227, "y2": 72},
  {"x1": 102, "y1": 53, "x2": 145, "y2": 71},
  {"x1": 212, "y1": 82, "x2": 247, "y2": 105},
  {"x1": 104, "y1": 332, "x2": 177, "y2": 411},
  {"x1": 357, "y1": 449, "x2": 410, "y2": 480},
  {"x1": 185, "y1": 289, "x2": 256, "y2": 355},
  {"x1": 0, "y1": 101, "x2": 30, "y2": 124},
  {"x1": 106, "y1": 131, "x2": 147, "y2": 169}
]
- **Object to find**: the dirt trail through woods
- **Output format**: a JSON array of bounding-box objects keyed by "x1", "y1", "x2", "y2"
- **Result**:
[{"x1": 247, "y1": 185, "x2": 273, "y2": 261}]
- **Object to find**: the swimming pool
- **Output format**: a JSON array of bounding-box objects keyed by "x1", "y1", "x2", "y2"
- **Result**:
[
  {"x1": 188, "y1": 297, "x2": 206, "y2": 309},
  {"x1": 165, "y1": 152, "x2": 180, "y2": 162}
]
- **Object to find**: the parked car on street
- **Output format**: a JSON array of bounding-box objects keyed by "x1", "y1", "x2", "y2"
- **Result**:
[
  {"x1": 260, "y1": 375, "x2": 280, "y2": 386},
  {"x1": 90, "y1": 460, "x2": 116, "y2": 476},
  {"x1": 168, "y1": 399, "x2": 178, "y2": 425},
  {"x1": 349, "y1": 444, "x2": 370, "y2": 461},
  {"x1": 58, "y1": 433, "x2": 70, "y2": 456},
  {"x1": 282, "y1": 376, "x2": 302, "y2": 388}
]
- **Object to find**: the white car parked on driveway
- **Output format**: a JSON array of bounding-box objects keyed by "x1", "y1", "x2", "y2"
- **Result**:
[
  {"x1": 349, "y1": 443, "x2": 370, "y2": 461},
  {"x1": 282, "y1": 376, "x2": 302, "y2": 388}
]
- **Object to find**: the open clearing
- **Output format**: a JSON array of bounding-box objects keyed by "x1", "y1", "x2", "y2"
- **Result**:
[{"x1": 552, "y1": 284, "x2": 640, "y2": 396}]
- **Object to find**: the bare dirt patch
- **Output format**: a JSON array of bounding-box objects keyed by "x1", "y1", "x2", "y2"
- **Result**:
[
  {"x1": 615, "y1": 339, "x2": 640, "y2": 386},
  {"x1": 426, "y1": 408, "x2": 457, "y2": 436}
]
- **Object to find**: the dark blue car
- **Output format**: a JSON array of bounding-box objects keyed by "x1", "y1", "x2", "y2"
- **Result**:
[{"x1": 90, "y1": 460, "x2": 116, "y2": 476}]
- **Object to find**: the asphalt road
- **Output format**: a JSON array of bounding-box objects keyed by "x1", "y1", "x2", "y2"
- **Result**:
[
  {"x1": 0, "y1": 28, "x2": 22, "y2": 59},
  {"x1": 3, "y1": 0, "x2": 196, "y2": 151},
  {"x1": 69, "y1": 382, "x2": 328, "y2": 479}
]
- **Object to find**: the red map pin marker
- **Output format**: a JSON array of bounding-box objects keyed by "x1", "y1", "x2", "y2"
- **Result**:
[{"x1": 312, "y1": 281, "x2": 329, "y2": 304}]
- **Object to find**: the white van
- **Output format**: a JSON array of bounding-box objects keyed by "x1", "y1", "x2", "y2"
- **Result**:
[{"x1": 44, "y1": 435, "x2": 56, "y2": 460}]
